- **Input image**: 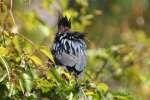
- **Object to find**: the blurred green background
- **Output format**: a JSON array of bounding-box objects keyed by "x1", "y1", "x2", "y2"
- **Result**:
[{"x1": 0, "y1": 0, "x2": 150, "y2": 99}]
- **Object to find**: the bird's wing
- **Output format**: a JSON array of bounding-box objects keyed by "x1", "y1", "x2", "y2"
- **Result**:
[
  {"x1": 75, "y1": 51, "x2": 87, "y2": 72},
  {"x1": 55, "y1": 52, "x2": 78, "y2": 67}
]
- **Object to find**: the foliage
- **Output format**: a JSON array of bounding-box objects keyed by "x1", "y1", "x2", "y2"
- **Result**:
[
  {"x1": 0, "y1": 28, "x2": 134, "y2": 99},
  {"x1": 0, "y1": 0, "x2": 150, "y2": 100}
]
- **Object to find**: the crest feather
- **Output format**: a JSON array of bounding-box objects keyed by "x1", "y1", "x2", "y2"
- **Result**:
[{"x1": 58, "y1": 16, "x2": 71, "y2": 28}]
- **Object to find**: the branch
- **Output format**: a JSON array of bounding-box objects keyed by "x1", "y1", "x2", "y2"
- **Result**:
[
  {"x1": 9, "y1": 0, "x2": 16, "y2": 26},
  {"x1": 0, "y1": 0, "x2": 3, "y2": 12}
]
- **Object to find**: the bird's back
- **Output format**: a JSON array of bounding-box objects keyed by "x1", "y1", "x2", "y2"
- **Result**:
[{"x1": 52, "y1": 32, "x2": 87, "y2": 75}]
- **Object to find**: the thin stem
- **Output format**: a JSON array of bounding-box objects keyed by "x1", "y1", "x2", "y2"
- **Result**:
[
  {"x1": 0, "y1": 0, "x2": 3, "y2": 12},
  {"x1": 9, "y1": 0, "x2": 16, "y2": 26}
]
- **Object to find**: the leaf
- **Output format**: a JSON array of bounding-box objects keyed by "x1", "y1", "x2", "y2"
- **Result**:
[
  {"x1": 29, "y1": 55, "x2": 43, "y2": 66},
  {"x1": 22, "y1": 73, "x2": 32, "y2": 92},
  {"x1": 40, "y1": 46, "x2": 55, "y2": 63},
  {"x1": 0, "y1": 47, "x2": 10, "y2": 56},
  {"x1": 85, "y1": 91, "x2": 94, "y2": 96},
  {"x1": 84, "y1": 14, "x2": 94, "y2": 20},
  {"x1": 19, "y1": 79, "x2": 24, "y2": 94},
  {"x1": 113, "y1": 95, "x2": 129, "y2": 100},
  {"x1": 9, "y1": 83, "x2": 14, "y2": 96},
  {"x1": 112, "y1": 92, "x2": 133, "y2": 100},
  {"x1": 6, "y1": 82, "x2": 15, "y2": 96},
  {"x1": 30, "y1": 69, "x2": 38, "y2": 79},
  {"x1": 68, "y1": 92, "x2": 73, "y2": 100},
  {"x1": 24, "y1": 42, "x2": 33, "y2": 54},
  {"x1": 63, "y1": 9, "x2": 78, "y2": 18},
  {"x1": 61, "y1": 69, "x2": 72, "y2": 81},
  {"x1": 97, "y1": 83, "x2": 109, "y2": 93},
  {"x1": 12, "y1": 36, "x2": 20, "y2": 52},
  {"x1": 0, "y1": 73, "x2": 7, "y2": 82},
  {"x1": 0, "y1": 56, "x2": 10, "y2": 81}
]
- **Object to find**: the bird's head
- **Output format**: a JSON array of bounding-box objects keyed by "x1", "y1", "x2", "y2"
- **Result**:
[{"x1": 58, "y1": 16, "x2": 71, "y2": 32}]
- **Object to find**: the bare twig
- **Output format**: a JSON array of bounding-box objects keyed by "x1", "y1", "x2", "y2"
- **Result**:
[
  {"x1": 9, "y1": 0, "x2": 16, "y2": 26},
  {"x1": 0, "y1": 0, "x2": 3, "y2": 12}
]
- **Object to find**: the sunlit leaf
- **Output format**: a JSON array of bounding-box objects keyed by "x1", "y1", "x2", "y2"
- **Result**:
[
  {"x1": 61, "y1": 69, "x2": 72, "y2": 81},
  {"x1": 0, "y1": 56, "x2": 10, "y2": 81},
  {"x1": 0, "y1": 73, "x2": 7, "y2": 82},
  {"x1": 83, "y1": 14, "x2": 94, "y2": 20},
  {"x1": 19, "y1": 79, "x2": 25, "y2": 94},
  {"x1": 85, "y1": 91, "x2": 94, "y2": 96},
  {"x1": 68, "y1": 92, "x2": 73, "y2": 100},
  {"x1": 63, "y1": 9, "x2": 78, "y2": 18},
  {"x1": 29, "y1": 55, "x2": 44, "y2": 66},
  {"x1": 6, "y1": 82, "x2": 15, "y2": 96},
  {"x1": 40, "y1": 46, "x2": 55, "y2": 63},
  {"x1": 97, "y1": 83, "x2": 109, "y2": 93},
  {"x1": 22, "y1": 73, "x2": 32, "y2": 92},
  {"x1": 9, "y1": 83, "x2": 15, "y2": 96},
  {"x1": 30, "y1": 69, "x2": 38, "y2": 79},
  {"x1": 0, "y1": 47, "x2": 10, "y2": 56}
]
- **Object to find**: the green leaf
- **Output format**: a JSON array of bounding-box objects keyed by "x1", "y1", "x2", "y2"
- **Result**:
[
  {"x1": 113, "y1": 95, "x2": 129, "y2": 100},
  {"x1": 22, "y1": 73, "x2": 32, "y2": 92},
  {"x1": 24, "y1": 42, "x2": 33, "y2": 54},
  {"x1": 0, "y1": 56, "x2": 10, "y2": 81},
  {"x1": 12, "y1": 36, "x2": 20, "y2": 52}
]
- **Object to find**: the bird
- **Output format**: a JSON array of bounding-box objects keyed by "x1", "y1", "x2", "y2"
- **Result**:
[{"x1": 51, "y1": 16, "x2": 87, "y2": 76}]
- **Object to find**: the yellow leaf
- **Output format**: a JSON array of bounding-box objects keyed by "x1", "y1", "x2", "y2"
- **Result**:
[
  {"x1": 61, "y1": 69, "x2": 72, "y2": 80},
  {"x1": 97, "y1": 83, "x2": 109, "y2": 93},
  {"x1": 0, "y1": 47, "x2": 10, "y2": 56},
  {"x1": 85, "y1": 91, "x2": 94, "y2": 96},
  {"x1": 29, "y1": 55, "x2": 43, "y2": 66},
  {"x1": 40, "y1": 46, "x2": 55, "y2": 63},
  {"x1": 63, "y1": 9, "x2": 78, "y2": 18}
]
